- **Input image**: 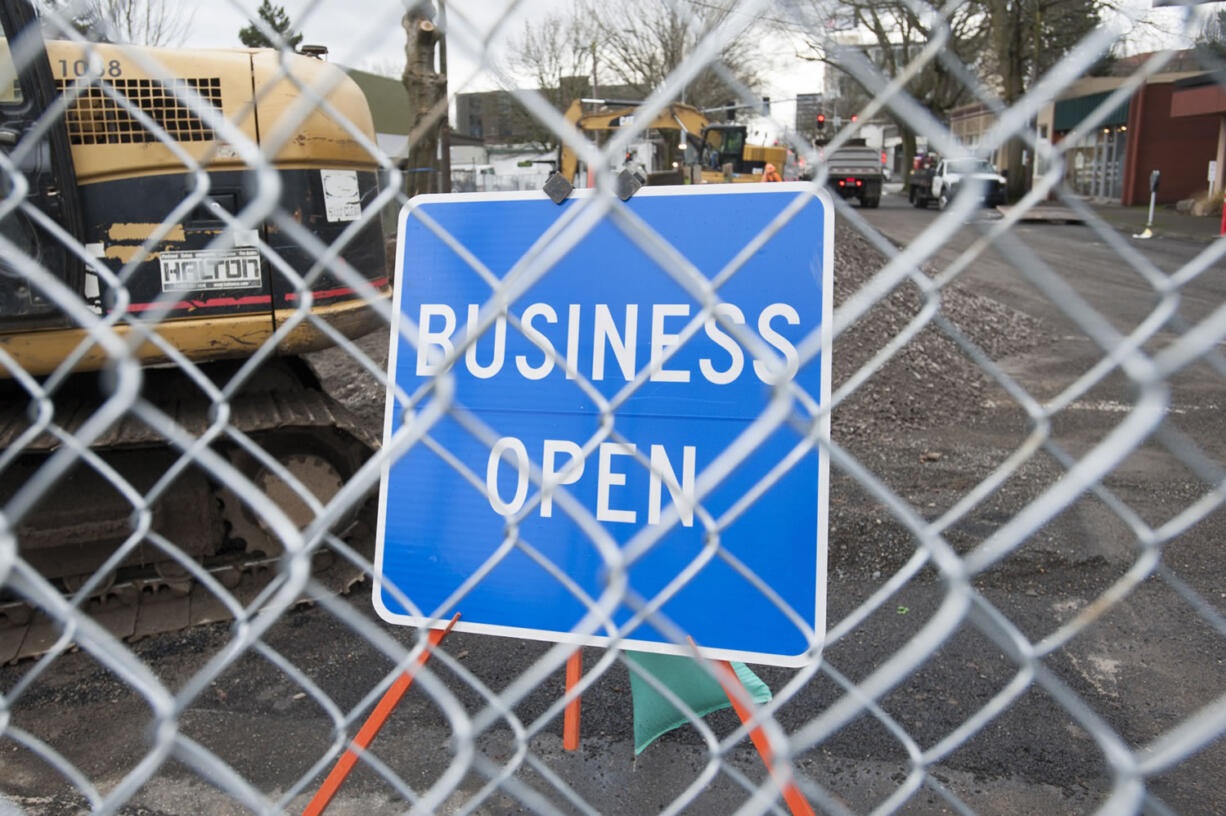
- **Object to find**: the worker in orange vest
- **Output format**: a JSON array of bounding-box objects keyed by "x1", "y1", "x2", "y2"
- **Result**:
[{"x1": 762, "y1": 162, "x2": 782, "y2": 182}]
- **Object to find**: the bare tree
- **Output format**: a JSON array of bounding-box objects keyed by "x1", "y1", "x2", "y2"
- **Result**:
[
  {"x1": 578, "y1": 0, "x2": 764, "y2": 111},
  {"x1": 505, "y1": 1, "x2": 762, "y2": 146},
  {"x1": 90, "y1": 0, "x2": 193, "y2": 46},
  {"x1": 979, "y1": 0, "x2": 1105, "y2": 199},
  {"x1": 39, "y1": 0, "x2": 192, "y2": 46},
  {"x1": 506, "y1": 11, "x2": 598, "y2": 149},
  {"x1": 793, "y1": 0, "x2": 1108, "y2": 195},
  {"x1": 792, "y1": 0, "x2": 985, "y2": 182}
]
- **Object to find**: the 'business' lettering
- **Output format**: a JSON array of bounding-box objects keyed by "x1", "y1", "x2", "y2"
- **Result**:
[{"x1": 415, "y1": 302, "x2": 802, "y2": 386}]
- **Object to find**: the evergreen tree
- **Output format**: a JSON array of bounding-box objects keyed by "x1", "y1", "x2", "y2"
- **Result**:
[{"x1": 238, "y1": 0, "x2": 303, "y2": 50}]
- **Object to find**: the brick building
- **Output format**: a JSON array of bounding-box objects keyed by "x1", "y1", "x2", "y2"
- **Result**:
[{"x1": 944, "y1": 54, "x2": 1224, "y2": 205}]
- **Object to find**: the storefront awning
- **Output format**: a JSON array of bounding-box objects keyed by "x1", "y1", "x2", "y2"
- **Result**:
[{"x1": 1054, "y1": 91, "x2": 1130, "y2": 132}]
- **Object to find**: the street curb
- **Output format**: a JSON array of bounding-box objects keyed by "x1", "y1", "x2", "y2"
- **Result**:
[
  {"x1": 1096, "y1": 218, "x2": 1222, "y2": 245},
  {"x1": 872, "y1": 193, "x2": 1222, "y2": 244}
]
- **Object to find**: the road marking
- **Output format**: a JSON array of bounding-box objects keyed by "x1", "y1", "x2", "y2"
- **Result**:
[{"x1": 982, "y1": 399, "x2": 1219, "y2": 415}]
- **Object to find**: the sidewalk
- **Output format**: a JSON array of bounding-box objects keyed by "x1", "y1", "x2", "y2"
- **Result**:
[{"x1": 1084, "y1": 201, "x2": 1223, "y2": 244}]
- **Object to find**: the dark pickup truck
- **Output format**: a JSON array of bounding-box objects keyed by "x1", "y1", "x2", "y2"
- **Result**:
[{"x1": 806, "y1": 139, "x2": 884, "y2": 208}]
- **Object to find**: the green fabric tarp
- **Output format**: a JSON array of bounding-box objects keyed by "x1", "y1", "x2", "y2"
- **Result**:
[{"x1": 626, "y1": 651, "x2": 772, "y2": 755}]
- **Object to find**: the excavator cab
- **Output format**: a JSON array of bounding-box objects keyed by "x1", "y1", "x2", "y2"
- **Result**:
[
  {"x1": 699, "y1": 124, "x2": 749, "y2": 173},
  {"x1": 0, "y1": 0, "x2": 85, "y2": 329}
]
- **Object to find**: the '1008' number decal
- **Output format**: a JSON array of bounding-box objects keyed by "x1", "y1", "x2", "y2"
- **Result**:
[{"x1": 57, "y1": 59, "x2": 123, "y2": 78}]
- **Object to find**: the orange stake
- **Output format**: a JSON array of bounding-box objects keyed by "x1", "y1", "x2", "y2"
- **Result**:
[
  {"x1": 302, "y1": 613, "x2": 460, "y2": 816},
  {"x1": 563, "y1": 649, "x2": 582, "y2": 751},
  {"x1": 714, "y1": 659, "x2": 815, "y2": 816}
]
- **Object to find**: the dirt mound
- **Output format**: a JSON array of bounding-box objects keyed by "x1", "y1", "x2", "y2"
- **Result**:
[{"x1": 832, "y1": 227, "x2": 1048, "y2": 441}]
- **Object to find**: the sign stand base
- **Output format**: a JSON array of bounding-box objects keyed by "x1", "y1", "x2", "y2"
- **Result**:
[
  {"x1": 302, "y1": 618, "x2": 811, "y2": 815},
  {"x1": 712, "y1": 658, "x2": 815, "y2": 816},
  {"x1": 302, "y1": 613, "x2": 461, "y2": 816},
  {"x1": 672, "y1": 633, "x2": 815, "y2": 816}
]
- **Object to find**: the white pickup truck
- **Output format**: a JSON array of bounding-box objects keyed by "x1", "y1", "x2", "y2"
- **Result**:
[{"x1": 908, "y1": 157, "x2": 1007, "y2": 210}]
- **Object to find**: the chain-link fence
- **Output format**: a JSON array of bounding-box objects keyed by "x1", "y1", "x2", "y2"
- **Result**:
[{"x1": 2, "y1": 0, "x2": 1226, "y2": 813}]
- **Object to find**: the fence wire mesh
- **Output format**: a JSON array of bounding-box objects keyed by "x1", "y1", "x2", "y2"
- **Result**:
[{"x1": 1, "y1": 0, "x2": 1225, "y2": 813}]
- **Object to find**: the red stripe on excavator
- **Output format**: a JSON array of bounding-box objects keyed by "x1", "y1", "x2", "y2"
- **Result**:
[
  {"x1": 126, "y1": 295, "x2": 273, "y2": 312},
  {"x1": 283, "y1": 277, "x2": 390, "y2": 303},
  {"x1": 125, "y1": 278, "x2": 388, "y2": 312}
]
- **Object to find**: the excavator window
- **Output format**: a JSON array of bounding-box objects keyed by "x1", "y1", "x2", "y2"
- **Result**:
[
  {"x1": 702, "y1": 126, "x2": 746, "y2": 171},
  {"x1": 721, "y1": 128, "x2": 745, "y2": 158}
]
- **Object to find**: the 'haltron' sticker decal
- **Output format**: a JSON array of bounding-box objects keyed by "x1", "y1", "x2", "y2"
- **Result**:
[{"x1": 159, "y1": 247, "x2": 262, "y2": 293}]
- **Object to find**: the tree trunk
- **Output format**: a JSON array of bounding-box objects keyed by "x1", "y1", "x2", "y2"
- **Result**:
[
  {"x1": 999, "y1": 7, "x2": 1030, "y2": 203},
  {"x1": 1004, "y1": 139, "x2": 1027, "y2": 202},
  {"x1": 900, "y1": 127, "x2": 917, "y2": 185},
  {"x1": 438, "y1": 0, "x2": 451, "y2": 194},
  {"x1": 403, "y1": 11, "x2": 445, "y2": 198}
]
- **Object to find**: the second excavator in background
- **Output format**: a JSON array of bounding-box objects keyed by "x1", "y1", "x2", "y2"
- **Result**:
[{"x1": 557, "y1": 98, "x2": 788, "y2": 187}]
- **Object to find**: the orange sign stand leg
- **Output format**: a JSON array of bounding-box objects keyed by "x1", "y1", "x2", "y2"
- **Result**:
[
  {"x1": 563, "y1": 649, "x2": 582, "y2": 751},
  {"x1": 713, "y1": 659, "x2": 815, "y2": 816},
  {"x1": 302, "y1": 613, "x2": 460, "y2": 816}
]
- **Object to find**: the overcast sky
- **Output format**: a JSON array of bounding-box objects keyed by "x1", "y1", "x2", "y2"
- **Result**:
[
  {"x1": 181, "y1": 0, "x2": 576, "y2": 87},
  {"x1": 172, "y1": 0, "x2": 1202, "y2": 136},
  {"x1": 178, "y1": 0, "x2": 826, "y2": 132}
]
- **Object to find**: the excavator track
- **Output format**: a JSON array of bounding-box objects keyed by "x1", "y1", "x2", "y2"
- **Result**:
[{"x1": 0, "y1": 360, "x2": 382, "y2": 663}]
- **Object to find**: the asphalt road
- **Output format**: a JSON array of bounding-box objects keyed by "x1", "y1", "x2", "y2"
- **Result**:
[{"x1": 3, "y1": 190, "x2": 1225, "y2": 815}]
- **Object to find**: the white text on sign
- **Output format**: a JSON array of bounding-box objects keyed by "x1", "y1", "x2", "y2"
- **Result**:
[
  {"x1": 415, "y1": 302, "x2": 801, "y2": 385},
  {"x1": 486, "y1": 438, "x2": 696, "y2": 526}
]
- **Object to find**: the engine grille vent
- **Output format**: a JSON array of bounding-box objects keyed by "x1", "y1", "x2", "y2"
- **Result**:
[{"x1": 55, "y1": 77, "x2": 223, "y2": 146}]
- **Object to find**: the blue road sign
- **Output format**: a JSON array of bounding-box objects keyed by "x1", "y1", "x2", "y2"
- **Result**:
[{"x1": 375, "y1": 183, "x2": 831, "y2": 667}]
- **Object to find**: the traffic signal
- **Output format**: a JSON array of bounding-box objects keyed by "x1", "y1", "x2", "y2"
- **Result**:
[
  {"x1": 850, "y1": 114, "x2": 858, "y2": 123},
  {"x1": 816, "y1": 113, "x2": 825, "y2": 131}
]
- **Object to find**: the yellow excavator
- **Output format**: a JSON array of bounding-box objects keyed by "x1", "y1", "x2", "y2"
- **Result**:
[
  {"x1": 557, "y1": 98, "x2": 787, "y2": 186},
  {"x1": 0, "y1": 1, "x2": 389, "y2": 659}
]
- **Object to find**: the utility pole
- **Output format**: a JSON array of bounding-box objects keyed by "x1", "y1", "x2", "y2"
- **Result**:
[
  {"x1": 438, "y1": 0, "x2": 451, "y2": 193},
  {"x1": 591, "y1": 39, "x2": 598, "y2": 98}
]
